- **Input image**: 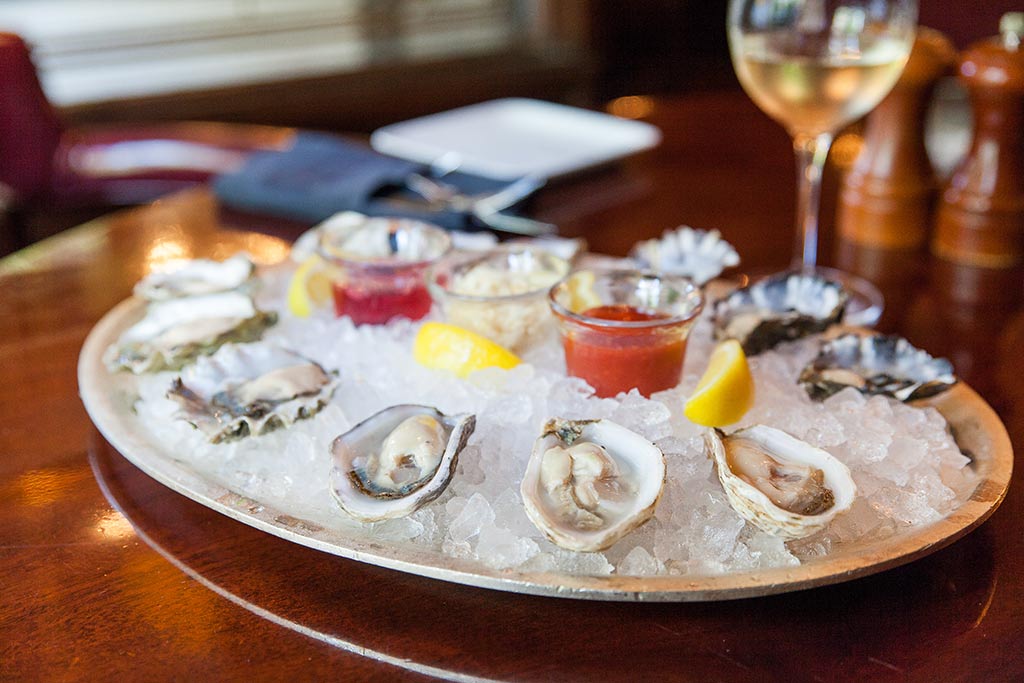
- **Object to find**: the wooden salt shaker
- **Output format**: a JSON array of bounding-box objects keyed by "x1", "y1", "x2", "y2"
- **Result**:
[
  {"x1": 931, "y1": 13, "x2": 1024, "y2": 268},
  {"x1": 837, "y1": 28, "x2": 956, "y2": 250}
]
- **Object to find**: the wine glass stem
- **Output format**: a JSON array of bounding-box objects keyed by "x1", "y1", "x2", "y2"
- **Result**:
[{"x1": 792, "y1": 132, "x2": 834, "y2": 271}]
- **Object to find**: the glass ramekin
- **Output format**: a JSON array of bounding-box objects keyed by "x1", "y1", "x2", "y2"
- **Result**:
[
  {"x1": 548, "y1": 268, "x2": 704, "y2": 397},
  {"x1": 317, "y1": 213, "x2": 451, "y2": 325},
  {"x1": 428, "y1": 245, "x2": 570, "y2": 351}
]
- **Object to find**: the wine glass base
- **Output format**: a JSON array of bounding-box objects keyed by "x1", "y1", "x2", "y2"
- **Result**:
[
  {"x1": 806, "y1": 265, "x2": 884, "y2": 327},
  {"x1": 745, "y1": 265, "x2": 884, "y2": 328}
]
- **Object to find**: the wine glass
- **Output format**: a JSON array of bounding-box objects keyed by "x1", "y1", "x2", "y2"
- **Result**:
[{"x1": 727, "y1": 0, "x2": 917, "y2": 323}]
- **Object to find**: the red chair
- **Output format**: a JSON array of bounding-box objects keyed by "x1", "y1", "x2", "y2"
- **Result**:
[{"x1": 0, "y1": 32, "x2": 296, "y2": 250}]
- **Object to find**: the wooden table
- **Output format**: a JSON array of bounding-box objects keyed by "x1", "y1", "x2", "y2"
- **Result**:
[{"x1": 3, "y1": 91, "x2": 1022, "y2": 681}]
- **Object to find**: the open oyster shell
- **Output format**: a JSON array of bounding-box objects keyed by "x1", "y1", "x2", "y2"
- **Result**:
[
  {"x1": 134, "y1": 253, "x2": 255, "y2": 301},
  {"x1": 521, "y1": 418, "x2": 666, "y2": 553},
  {"x1": 630, "y1": 226, "x2": 740, "y2": 285},
  {"x1": 330, "y1": 405, "x2": 476, "y2": 522},
  {"x1": 704, "y1": 426, "x2": 856, "y2": 539},
  {"x1": 167, "y1": 343, "x2": 339, "y2": 443},
  {"x1": 712, "y1": 273, "x2": 848, "y2": 355},
  {"x1": 105, "y1": 292, "x2": 277, "y2": 373},
  {"x1": 799, "y1": 333, "x2": 957, "y2": 402}
]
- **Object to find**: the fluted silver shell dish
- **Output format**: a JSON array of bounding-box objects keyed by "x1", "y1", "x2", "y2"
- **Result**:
[{"x1": 630, "y1": 226, "x2": 740, "y2": 285}]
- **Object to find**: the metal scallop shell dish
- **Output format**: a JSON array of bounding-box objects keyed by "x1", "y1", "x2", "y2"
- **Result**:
[
  {"x1": 799, "y1": 333, "x2": 957, "y2": 402},
  {"x1": 630, "y1": 226, "x2": 740, "y2": 285},
  {"x1": 712, "y1": 273, "x2": 848, "y2": 355}
]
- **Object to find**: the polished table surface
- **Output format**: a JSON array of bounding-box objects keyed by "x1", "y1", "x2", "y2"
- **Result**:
[{"x1": 2, "y1": 91, "x2": 1022, "y2": 681}]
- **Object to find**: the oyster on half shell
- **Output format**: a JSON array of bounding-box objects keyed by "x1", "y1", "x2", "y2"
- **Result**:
[
  {"x1": 521, "y1": 418, "x2": 665, "y2": 552},
  {"x1": 167, "y1": 343, "x2": 339, "y2": 443},
  {"x1": 704, "y1": 425, "x2": 855, "y2": 539},
  {"x1": 799, "y1": 333, "x2": 957, "y2": 402},
  {"x1": 105, "y1": 291, "x2": 277, "y2": 373},
  {"x1": 712, "y1": 273, "x2": 847, "y2": 355},
  {"x1": 330, "y1": 405, "x2": 476, "y2": 522},
  {"x1": 134, "y1": 253, "x2": 255, "y2": 301}
]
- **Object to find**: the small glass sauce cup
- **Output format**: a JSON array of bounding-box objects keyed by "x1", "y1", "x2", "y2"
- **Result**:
[
  {"x1": 317, "y1": 214, "x2": 451, "y2": 325},
  {"x1": 548, "y1": 269, "x2": 704, "y2": 397},
  {"x1": 428, "y1": 245, "x2": 570, "y2": 351}
]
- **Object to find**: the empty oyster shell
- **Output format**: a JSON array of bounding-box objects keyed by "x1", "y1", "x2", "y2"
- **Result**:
[
  {"x1": 712, "y1": 273, "x2": 848, "y2": 355},
  {"x1": 134, "y1": 253, "x2": 255, "y2": 301},
  {"x1": 799, "y1": 333, "x2": 957, "y2": 402},
  {"x1": 630, "y1": 226, "x2": 740, "y2": 285},
  {"x1": 705, "y1": 425, "x2": 856, "y2": 539},
  {"x1": 105, "y1": 291, "x2": 277, "y2": 373},
  {"x1": 167, "y1": 343, "x2": 339, "y2": 443},
  {"x1": 330, "y1": 405, "x2": 475, "y2": 522},
  {"x1": 521, "y1": 418, "x2": 665, "y2": 552}
]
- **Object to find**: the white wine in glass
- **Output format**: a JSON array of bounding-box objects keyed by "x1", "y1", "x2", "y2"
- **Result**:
[
  {"x1": 728, "y1": 0, "x2": 916, "y2": 318},
  {"x1": 734, "y1": 33, "x2": 910, "y2": 136}
]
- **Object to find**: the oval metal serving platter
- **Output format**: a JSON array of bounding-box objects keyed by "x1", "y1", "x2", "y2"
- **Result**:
[{"x1": 79, "y1": 297, "x2": 1013, "y2": 602}]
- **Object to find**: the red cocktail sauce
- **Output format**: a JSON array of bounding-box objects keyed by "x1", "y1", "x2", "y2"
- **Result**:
[
  {"x1": 332, "y1": 281, "x2": 432, "y2": 325},
  {"x1": 563, "y1": 304, "x2": 688, "y2": 397}
]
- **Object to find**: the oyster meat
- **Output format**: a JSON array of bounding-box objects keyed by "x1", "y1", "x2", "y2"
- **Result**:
[
  {"x1": 330, "y1": 405, "x2": 475, "y2": 522},
  {"x1": 630, "y1": 226, "x2": 740, "y2": 285},
  {"x1": 712, "y1": 273, "x2": 847, "y2": 355},
  {"x1": 705, "y1": 425, "x2": 855, "y2": 539},
  {"x1": 800, "y1": 333, "x2": 957, "y2": 402},
  {"x1": 521, "y1": 418, "x2": 665, "y2": 552},
  {"x1": 134, "y1": 253, "x2": 255, "y2": 301},
  {"x1": 105, "y1": 291, "x2": 277, "y2": 373},
  {"x1": 167, "y1": 343, "x2": 339, "y2": 442}
]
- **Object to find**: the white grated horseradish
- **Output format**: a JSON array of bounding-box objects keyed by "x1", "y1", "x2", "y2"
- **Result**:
[{"x1": 130, "y1": 264, "x2": 976, "y2": 578}]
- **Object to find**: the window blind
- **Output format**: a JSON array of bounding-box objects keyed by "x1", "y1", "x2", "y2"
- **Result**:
[{"x1": 0, "y1": 0, "x2": 527, "y2": 105}]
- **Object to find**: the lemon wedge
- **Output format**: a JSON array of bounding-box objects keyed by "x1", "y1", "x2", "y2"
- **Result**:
[
  {"x1": 414, "y1": 322, "x2": 521, "y2": 378},
  {"x1": 684, "y1": 339, "x2": 754, "y2": 427},
  {"x1": 565, "y1": 270, "x2": 601, "y2": 312},
  {"x1": 287, "y1": 255, "x2": 334, "y2": 317}
]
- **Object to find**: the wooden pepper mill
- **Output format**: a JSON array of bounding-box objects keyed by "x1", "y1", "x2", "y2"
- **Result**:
[
  {"x1": 931, "y1": 13, "x2": 1024, "y2": 268},
  {"x1": 837, "y1": 28, "x2": 956, "y2": 250}
]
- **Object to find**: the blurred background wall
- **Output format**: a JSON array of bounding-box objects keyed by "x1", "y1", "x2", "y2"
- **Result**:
[
  {"x1": 0, "y1": 0, "x2": 1019, "y2": 255},
  {"x1": 1, "y1": 0, "x2": 1017, "y2": 131}
]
